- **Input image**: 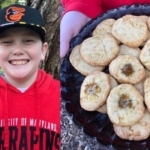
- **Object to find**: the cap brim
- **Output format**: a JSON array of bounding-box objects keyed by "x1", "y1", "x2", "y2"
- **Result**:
[{"x1": 0, "y1": 23, "x2": 46, "y2": 41}]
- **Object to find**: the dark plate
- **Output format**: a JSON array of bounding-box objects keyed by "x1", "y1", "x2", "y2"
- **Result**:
[{"x1": 60, "y1": 4, "x2": 150, "y2": 150}]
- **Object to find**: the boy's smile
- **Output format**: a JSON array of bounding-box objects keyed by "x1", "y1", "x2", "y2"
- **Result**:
[
  {"x1": 9, "y1": 59, "x2": 29, "y2": 65},
  {"x1": 0, "y1": 27, "x2": 48, "y2": 88}
]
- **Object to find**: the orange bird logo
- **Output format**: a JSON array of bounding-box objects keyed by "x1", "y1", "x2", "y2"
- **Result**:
[{"x1": 5, "y1": 6, "x2": 25, "y2": 22}]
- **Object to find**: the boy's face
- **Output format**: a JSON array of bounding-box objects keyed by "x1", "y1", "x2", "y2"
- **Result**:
[{"x1": 0, "y1": 27, "x2": 48, "y2": 84}]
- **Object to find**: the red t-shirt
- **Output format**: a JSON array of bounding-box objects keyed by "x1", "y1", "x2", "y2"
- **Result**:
[
  {"x1": 0, "y1": 69, "x2": 60, "y2": 150},
  {"x1": 62, "y1": 0, "x2": 150, "y2": 18}
]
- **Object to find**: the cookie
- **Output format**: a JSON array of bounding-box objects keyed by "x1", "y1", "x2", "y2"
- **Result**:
[
  {"x1": 80, "y1": 71, "x2": 110, "y2": 111},
  {"x1": 134, "y1": 79, "x2": 145, "y2": 96},
  {"x1": 80, "y1": 35, "x2": 119, "y2": 66},
  {"x1": 96, "y1": 104, "x2": 107, "y2": 114},
  {"x1": 134, "y1": 69, "x2": 150, "y2": 96},
  {"x1": 140, "y1": 30, "x2": 150, "y2": 47},
  {"x1": 109, "y1": 55, "x2": 146, "y2": 84},
  {"x1": 144, "y1": 77, "x2": 150, "y2": 112},
  {"x1": 140, "y1": 39, "x2": 150, "y2": 71},
  {"x1": 117, "y1": 44, "x2": 140, "y2": 59},
  {"x1": 92, "y1": 18, "x2": 116, "y2": 36},
  {"x1": 69, "y1": 44, "x2": 104, "y2": 76},
  {"x1": 138, "y1": 15, "x2": 148, "y2": 23},
  {"x1": 113, "y1": 110, "x2": 150, "y2": 141},
  {"x1": 112, "y1": 15, "x2": 148, "y2": 48},
  {"x1": 96, "y1": 74, "x2": 118, "y2": 114},
  {"x1": 108, "y1": 74, "x2": 119, "y2": 89},
  {"x1": 107, "y1": 84, "x2": 145, "y2": 126},
  {"x1": 145, "y1": 69, "x2": 150, "y2": 78},
  {"x1": 146, "y1": 16, "x2": 150, "y2": 30}
]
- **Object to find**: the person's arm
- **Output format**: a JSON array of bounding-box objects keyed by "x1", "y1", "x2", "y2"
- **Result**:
[
  {"x1": 62, "y1": 0, "x2": 103, "y2": 18},
  {"x1": 60, "y1": 11, "x2": 91, "y2": 58},
  {"x1": 60, "y1": 0, "x2": 103, "y2": 59}
]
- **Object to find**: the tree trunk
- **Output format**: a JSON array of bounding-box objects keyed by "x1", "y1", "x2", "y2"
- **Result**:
[
  {"x1": 0, "y1": 0, "x2": 61, "y2": 79},
  {"x1": 37, "y1": 0, "x2": 60, "y2": 80}
]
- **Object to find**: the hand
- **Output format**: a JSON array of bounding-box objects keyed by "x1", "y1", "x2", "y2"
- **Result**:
[{"x1": 60, "y1": 11, "x2": 91, "y2": 59}]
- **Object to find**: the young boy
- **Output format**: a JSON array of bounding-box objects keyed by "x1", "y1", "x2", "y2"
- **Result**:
[{"x1": 0, "y1": 3, "x2": 60, "y2": 150}]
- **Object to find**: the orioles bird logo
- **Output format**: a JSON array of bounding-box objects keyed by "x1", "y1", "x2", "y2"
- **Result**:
[{"x1": 5, "y1": 6, "x2": 25, "y2": 22}]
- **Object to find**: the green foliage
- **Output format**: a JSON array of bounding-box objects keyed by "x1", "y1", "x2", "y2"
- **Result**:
[
  {"x1": 0, "y1": 0, "x2": 27, "y2": 8},
  {"x1": 0, "y1": 0, "x2": 17, "y2": 8}
]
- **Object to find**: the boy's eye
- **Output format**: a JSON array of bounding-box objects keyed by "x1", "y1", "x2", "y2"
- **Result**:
[
  {"x1": 0, "y1": 41, "x2": 12, "y2": 45},
  {"x1": 24, "y1": 39, "x2": 34, "y2": 43}
]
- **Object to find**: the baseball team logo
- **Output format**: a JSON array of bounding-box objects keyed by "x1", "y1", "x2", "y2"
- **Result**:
[{"x1": 5, "y1": 6, "x2": 25, "y2": 22}]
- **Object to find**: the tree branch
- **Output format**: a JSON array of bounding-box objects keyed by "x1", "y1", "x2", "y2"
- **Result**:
[{"x1": 30, "y1": 0, "x2": 42, "y2": 8}]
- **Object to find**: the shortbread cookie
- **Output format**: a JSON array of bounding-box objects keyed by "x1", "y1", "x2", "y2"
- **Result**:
[
  {"x1": 146, "y1": 16, "x2": 150, "y2": 30},
  {"x1": 145, "y1": 69, "x2": 150, "y2": 78},
  {"x1": 144, "y1": 77, "x2": 150, "y2": 112},
  {"x1": 138, "y1": 15, "x2": 150, "y2": 46},
  {"x1": 140, "y1": 39, "x2": 150, "y2": 71},
  {"x1": 113, "y1": 110, "x2": 150, "y2": 141},
  {"x1": 80, "y1": 35, "x2": 119, "y2": 66},
  {"x1": 108, "y1": 74, "x2": 119, "y2": 89},
  {"x1": 109, "y1": 55, "x2": 146, "y2": 84},
  {"x1": 134, "y1": 79, "x2": 145, "y2": 96},
  {"x1": 80, "y1": 71, "x2": 110, "y2": 111},
  {"x1": 107, "y1": 84, "x2": 145, "y2": 126},
  {"x1": 134, "y1": 69, "x2": 150, "y2": 96},
  {"x1": 140, "y1": 31, "x2": 150, "y2": 47},
  {"x1": 139, "y1": 15, "x2": 148, "y2": 23},
  {"x1": 69, "y1": 44, "x2": 104, "y2": 76},
  {"x1": 96, "y1": 75, "x2": 118, "y2": 114},
  {"x1": 117, "y1": 44, "x2": 140, "y2": 59},
  {"x1": 92, "y1": 18, "x2": 116, "y2": 36},
  {"x1": 112, "y1": 15, "x2": 148, "y2": 48},
  {"x1": 96, "y1": 104, "x2": 107, "y2": 114}
]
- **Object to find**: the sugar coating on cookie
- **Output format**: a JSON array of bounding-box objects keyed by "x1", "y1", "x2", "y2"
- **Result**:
[
  {"x1": 80, "y1": 71, "x2": 110, "y2": 111},
  {"x1": 80, "y1": 35, "x2": 119, "y2": 66},
  {"x1": 69, "y1": 44, "x2": 104, "y2": 76},
  {"x1": 109, "y1": 55, "x2": 146, "y2": 84},
  {"x1": 112, "y1": 15, "x2": 148, "y2": 48},
  {"x1": 113, "y1": 110, "x2": 150, "y2": 141},
  {"x1": 107, "y1": 84, "x2": 145, "y2": 126}
]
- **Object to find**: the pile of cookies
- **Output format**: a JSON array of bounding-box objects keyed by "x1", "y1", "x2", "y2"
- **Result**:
[{"x1": 69, "y1": 14, "x2": 150, "y2": 141}]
